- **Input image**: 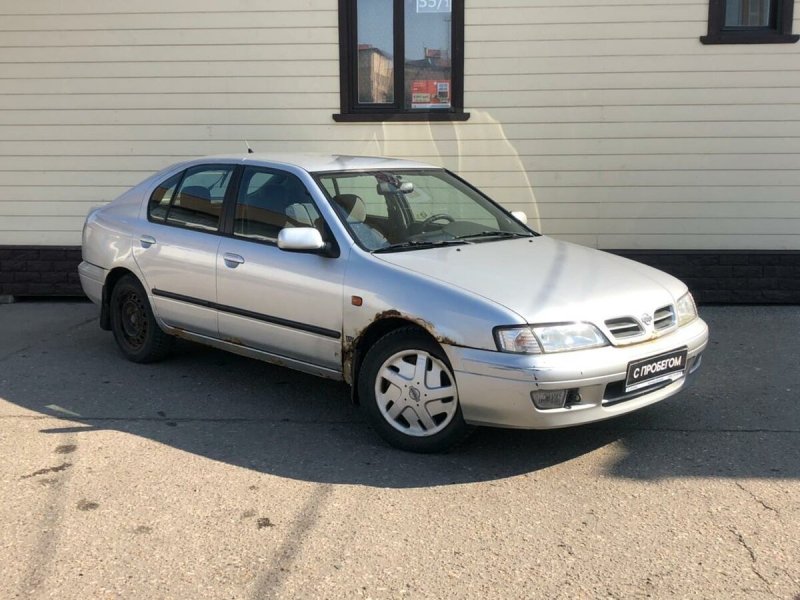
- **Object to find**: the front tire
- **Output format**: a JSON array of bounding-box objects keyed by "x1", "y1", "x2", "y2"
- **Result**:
[
  {"x1": 358, "y1": 327, "x2": 472, "y2": 453},
  {"x1": 110, "y1": 274, "x2": 172, "y2": 363}
]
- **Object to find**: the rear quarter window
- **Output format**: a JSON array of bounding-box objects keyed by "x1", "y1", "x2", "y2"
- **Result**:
[{"x1": 148, "y1": 172, "x2": 181, "y2": 222}]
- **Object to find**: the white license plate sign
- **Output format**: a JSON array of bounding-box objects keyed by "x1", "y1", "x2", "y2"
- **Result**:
[{"x1": 625, "y1": 347, "x2": 688, "y2": 392}]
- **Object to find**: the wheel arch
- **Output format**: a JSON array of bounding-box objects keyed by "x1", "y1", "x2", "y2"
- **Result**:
[
  {"x1": 345, "y1": 316, "x2": 441, "y2": 405},
  {"x1": 100, "y1": 267, "x2": 142, "y2": 331}
]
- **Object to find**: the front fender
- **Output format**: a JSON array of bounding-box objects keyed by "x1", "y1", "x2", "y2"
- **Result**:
[{"x1": 342, "y1": 250, "x2": 526, "y2": 352}]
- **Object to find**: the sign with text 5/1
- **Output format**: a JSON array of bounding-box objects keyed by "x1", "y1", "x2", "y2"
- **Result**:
[{"x1": 417, "y1": 0, "x2": 451, "y2": 13}]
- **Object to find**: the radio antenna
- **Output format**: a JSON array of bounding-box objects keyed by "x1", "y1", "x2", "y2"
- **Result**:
[{"x1": 245, "y1": 140, "x2": 254, "y2": 154}]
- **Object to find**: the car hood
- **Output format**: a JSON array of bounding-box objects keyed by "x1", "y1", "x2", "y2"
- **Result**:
[{"x1": 372, "y1": 236, "x2": 687, "y2": 325}]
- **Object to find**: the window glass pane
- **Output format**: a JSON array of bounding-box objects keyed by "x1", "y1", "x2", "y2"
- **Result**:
[
  {"x1": 404, "y1": 0, "x2": 452, "y2": 110},
  {"x1": 401, "y1": 173, "x2": 499, "y2": 228},
  {"x1": 148, "y1": 172, "x2": 181, "y2": 222},
  {"x1": 246, "y1": 171, "x2": 277, "y2": 194},
  {"x1": 357, "y1": 0, "x2": 394, "y2": 104},
  {"x1": 327, "y1": 174, "x2": 389, "y2": 217},
  {"x1": 234, "y1": 167, "x2": 321, "y2": 242},
  {"x1": 317, "y1": 170, "x2": 530, "y2": 251},
  {"x1": 166, "y1": 166, "x2": 232, "y2": 231},
  {"x1": 725, "y1": 0, "x2": 773, "y2": 26}
]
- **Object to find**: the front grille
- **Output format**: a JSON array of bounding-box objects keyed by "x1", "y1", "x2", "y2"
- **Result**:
[
  {"x1": 653, "y1": 305, "x2": 675, "y2": 331},
  {"x1": 605, "y1": 303, "x2": 676, "y2": 342},
  {"x1": 604, "y1": 317, "x2": 643, "y2": 340}
]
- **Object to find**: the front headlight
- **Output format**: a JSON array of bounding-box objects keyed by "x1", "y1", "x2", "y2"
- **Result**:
[
  {"x1": 495, "y1": 322, "x2": 609, "y2": 354},
  {"x1": 676, "y1": 292, "x2": 697, "y2": 326}
]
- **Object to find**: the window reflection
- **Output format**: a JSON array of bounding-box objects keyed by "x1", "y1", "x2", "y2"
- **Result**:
[
  {"x1": 404, "y1": 0, "x2": 452, "y2": 110},
  {"x1": 725, "y1": 0, "x2": 773, "y2": 26},
  {"x1": 357, "y1": 0, "x2": 394, "y2": 104}
]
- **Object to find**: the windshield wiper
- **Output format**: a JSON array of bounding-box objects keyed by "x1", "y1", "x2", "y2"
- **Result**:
[
  {"x1": 455, "y1": 231, "x2": 532, "y2": 241},
  {"x1": 372, "y1": 239, "x2": 469, "y2": 254}
]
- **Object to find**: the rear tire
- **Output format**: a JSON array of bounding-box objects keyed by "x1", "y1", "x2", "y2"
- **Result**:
[
  {"x1": 358, "y1": 327, "x2": 472, "y2": 453},
  {"x1": 110, "y1": 274, "x2": 172, "y2": 363}
]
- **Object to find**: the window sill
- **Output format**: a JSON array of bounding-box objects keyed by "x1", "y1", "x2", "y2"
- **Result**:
[
  {"x1": 333, "y1": 112, "x2": 471, "y2": 123},
  {"x1": 700, "y1": 32, "x2": 799, "y2": 44}
]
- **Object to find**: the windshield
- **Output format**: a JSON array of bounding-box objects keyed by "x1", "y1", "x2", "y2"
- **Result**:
[{"x1": 314, "y1": 169, "x2": 534, "y2": 252}]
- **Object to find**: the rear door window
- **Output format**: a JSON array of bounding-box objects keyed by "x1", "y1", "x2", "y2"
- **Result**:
[{"x1": 148, "y1": 165, "x2": 234, "y2": 232}]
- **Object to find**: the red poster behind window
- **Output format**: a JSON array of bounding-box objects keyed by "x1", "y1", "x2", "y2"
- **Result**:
[{"x1": 411, "y1": 80, "x2": 451, "y2": 109}]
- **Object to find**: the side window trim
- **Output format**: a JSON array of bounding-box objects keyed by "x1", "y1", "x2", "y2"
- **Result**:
[
  {"x1": 147, "y1": 169, "x2": 186, "y2": 224},
  {"x1": 219, "y1": 165, "x2": 244, "y2": 236},
  {"x1": 161, "y1": 170, "x2": 187, "y2": 224}
]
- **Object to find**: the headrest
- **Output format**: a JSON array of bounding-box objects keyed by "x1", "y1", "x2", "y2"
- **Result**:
[{"x1": 333, "y1": 194, "x2": 366, "y2": 223}]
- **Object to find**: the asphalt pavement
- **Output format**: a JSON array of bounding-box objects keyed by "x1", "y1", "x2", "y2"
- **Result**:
[{"x1": 0, "y1": 301, "x2": 798, "y2": 599}]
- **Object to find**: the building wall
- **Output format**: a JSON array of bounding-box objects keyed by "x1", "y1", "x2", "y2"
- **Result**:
[{"x1": 0, "y1": 0, "x2": 799, "y2": 299}]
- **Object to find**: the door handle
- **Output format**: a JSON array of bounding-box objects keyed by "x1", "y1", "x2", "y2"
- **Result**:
[
  {"x1": 223, "y1": 253, "x2": 245, "y2": 268},
  {"x1": 140, "y1": 235, "x2": 156, "y2": 248}
]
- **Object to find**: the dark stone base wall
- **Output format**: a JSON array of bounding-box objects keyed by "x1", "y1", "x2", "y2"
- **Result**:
[
  {"x1": 612, "y1": 250, "x2": 800, "y2": 304},
  {"x1": 0, "y1": 246, "x2": 84, "y2": 297},
  {"x1": 1, "y1": 246, "x2": 799, "y2": 303}
]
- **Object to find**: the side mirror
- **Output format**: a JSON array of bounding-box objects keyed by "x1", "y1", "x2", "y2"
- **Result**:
[
  {"x1": 277, "y1": 227, "x2": 326, "y2": 252},
  {"x1": 510, "y1": 211, "x2": 528, "y2": 225}
]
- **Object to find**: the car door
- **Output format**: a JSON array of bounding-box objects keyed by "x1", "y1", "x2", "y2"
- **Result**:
[
  {"x1": 133, "y1": 164, "x2": 236, "y2": 337},
  {"x1": 215, "y1": 166, "x2": 346, "y2": 371}
]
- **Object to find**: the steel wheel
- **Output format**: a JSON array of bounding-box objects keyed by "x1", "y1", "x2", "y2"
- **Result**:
[
  {"x1": 374, "y1": 349, "x2": 459, "y2": 437},
  {"x1": 109, "y1": 274, "x2": 172, "y2": 363},
  {"x1": 117, "y1": 288, "x2": 148, "y2": 350}
]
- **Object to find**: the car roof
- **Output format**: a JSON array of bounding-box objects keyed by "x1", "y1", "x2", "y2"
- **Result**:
[{"x1": 192, "y1": 153, "x2": 441, "y2": 174}]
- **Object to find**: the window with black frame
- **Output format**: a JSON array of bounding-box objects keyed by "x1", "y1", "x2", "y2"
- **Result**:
[
  {"x1": 701, "y1": 0, "x2": 798, "y2": 44},
  {"x1": 334, "y1": 0, "x2": 468, "y2": 121}
]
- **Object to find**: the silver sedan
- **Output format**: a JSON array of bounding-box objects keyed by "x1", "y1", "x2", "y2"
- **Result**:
[{"x1": 79, "y1": 154, "x2": 709, "y2": 452}]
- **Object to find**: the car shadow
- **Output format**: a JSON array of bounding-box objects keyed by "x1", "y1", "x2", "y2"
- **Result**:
[{"x1": 1, "y1": 302, "x2": 798, "y2": 488}]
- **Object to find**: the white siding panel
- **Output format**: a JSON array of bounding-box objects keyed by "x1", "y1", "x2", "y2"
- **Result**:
[
  {"x1": 0, "y1": 61, "x2": 338, "y2": 78},
  {"x1": 2, "y1": 77, "x2": 340, "y2": 95},
  {"x1": 7, "y1": 153, "x2": 796, "y2": 174},
  {"x1": 534, "y1": 202, "x2": 800, "y2": 219},
  {"x1": 1, "y1": 216, "x2": 86, "y2": 231},
  {"x1": 3, "y1": 121, "x2": 800, "y2": 142},
  {"x1": 0, "y1": 1, "x2": 798, "y2": 251},
  {"x1": 467, "y1": 23, "x2": 702, "y2": 41},
  {"x1": 1, "y1": 202, "x2": 102, "y2": 216},
  {"x1": 466, "y1": 170, "x2": 800, "y2": 188},
  {"x1": 0, "y1": 109, "x2": 339, "y2": 126},
  {"x1": 0, "y1": 93, "x2": 341, "y2": 110},
  {"x1": 0, "y1": 12, "x2": 337, "y2": 31},
  {"x1": 0, "y1": 42, "x2": 339, "y2": 62},
  {"x1": 465, "y1": 71, "x2": 800, "y2": 89},
  {"x1": 466, "y1": 5, "x2": 707, "y2": 24},
  {"x1": 530, "y1": 186, "x2": 800, "y2": 204},
  {"x1": 0, "y1": 0, "x2": 336, "y2": 15},
  {"x1": 4, "y1": 137, "x2": 799, "y2": 157},
  {"x1": 539, "y1": 218, "x2": 800, "y2": 236}
]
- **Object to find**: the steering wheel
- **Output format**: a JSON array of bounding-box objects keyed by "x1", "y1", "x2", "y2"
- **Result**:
[{"x1": 420, "y1": 213, "x2": 455, "y2": 230}]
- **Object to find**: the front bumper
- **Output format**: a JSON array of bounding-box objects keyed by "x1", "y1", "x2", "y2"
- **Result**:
[{"x1": 445, "y1": 317, "x2": 708, "y2": 429}]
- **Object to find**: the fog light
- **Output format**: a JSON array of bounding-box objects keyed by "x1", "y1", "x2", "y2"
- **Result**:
[{"x1": 530, "y1": 390, "x2": 567, "y2": 410}]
